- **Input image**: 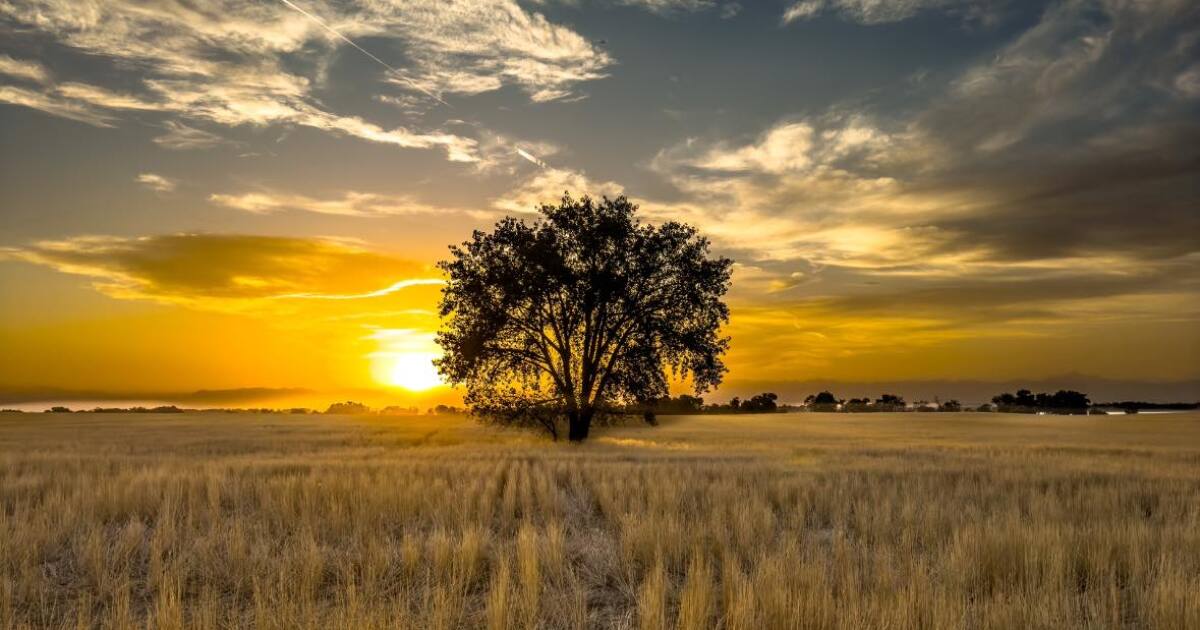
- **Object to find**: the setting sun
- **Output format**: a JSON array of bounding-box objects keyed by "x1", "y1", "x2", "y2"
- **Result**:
[
  {"x1": 367, "y1": 329, "x2": 444, "y2": 392},
  {"x1": 383, "y1": 352, "x2": 442, "y2": 391}
]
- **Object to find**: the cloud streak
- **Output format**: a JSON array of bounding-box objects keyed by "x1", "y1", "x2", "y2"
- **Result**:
[
  {"x1": 277, "y1": 278, "x2": 445, "y2": 300},
  {"x1": 209, "y1": 190, "x2": 462, "y2": 217},
  {"x1": 1, "y1": 234, "x2": 434, "y2": 310},
  {"x1": 135, "y1": 173, "x2": 177, "y2": 193}
]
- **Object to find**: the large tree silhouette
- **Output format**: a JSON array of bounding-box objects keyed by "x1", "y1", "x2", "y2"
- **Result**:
[{"x1": 435, "y1": 195, "x2": 732, "y2": 441}]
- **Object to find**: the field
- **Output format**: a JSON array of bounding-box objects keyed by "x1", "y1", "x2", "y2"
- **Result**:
[{"x1": 1, "y1": 411, "x2": 1198, "y2": 629}]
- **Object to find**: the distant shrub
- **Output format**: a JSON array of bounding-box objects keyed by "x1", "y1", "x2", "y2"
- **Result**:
[
  {"x1": 380, "y1": 405, "x2": 420, "y2": 416},
  {"x1": 325, "y1": 401, "x2": 371, "y2": 415},
  {"x1": 938, "y1": 400, "x2": 962, "y2": 412}
]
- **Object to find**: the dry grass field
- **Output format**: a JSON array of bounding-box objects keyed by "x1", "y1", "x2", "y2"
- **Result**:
[{"x1": 1, "y1": 411, "x2": 1198, "y2": 629}]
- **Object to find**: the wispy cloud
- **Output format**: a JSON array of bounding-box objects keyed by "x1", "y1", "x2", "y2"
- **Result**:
[
  {"x1": 153, "y1": 121, "x2": 237, "y2": 151},
  {"x1": 0, "y1": 84, "x2": 114, "y2": 127},
  {"x1": 135, "y1": 173, "x2": 177, "y2": 193},
  {"x1": 0, "y1": 54, "x2": 48, "y2": 83},
  {"x1": 209, "y1": 190, "x2": 460, "y2": 217},
  {"x1": 277, "y1": 278, "x2": 445, "y2": 300},
  {"x1": 781, "y1": 0, "x2": 987, "y2": 25},
  {"x1": 274, "y1": 0, "x2": 449, "y2": 106},
  {"x1": 363, "y1": 0, "x2": 612, "y2": 103},
  {"x1": 56, "y1": 82, "x2": 160, "y2": 111},
  {"x1": 0, "y1": 0, "x2": 609, "y2": 161}
]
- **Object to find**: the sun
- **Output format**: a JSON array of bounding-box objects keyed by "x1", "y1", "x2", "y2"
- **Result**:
[{"x1": 382, "y1": 352, "x2": 443, "y2": 391}]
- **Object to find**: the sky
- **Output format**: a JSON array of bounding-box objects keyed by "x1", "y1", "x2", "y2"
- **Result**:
[{"x1": 1, "y1": 0, "x2": 1198, "y2": 408}]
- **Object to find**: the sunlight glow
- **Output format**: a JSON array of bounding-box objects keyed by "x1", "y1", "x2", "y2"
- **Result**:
[
  {"x1": 369, "y1": 329, "x2": 444, "y2": 391},
  {"x1": 383, "y1": 352, "x2": 442, "y2": 391}
]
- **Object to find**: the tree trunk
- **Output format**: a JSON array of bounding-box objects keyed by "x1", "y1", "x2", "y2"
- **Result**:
[{"x1": 567, "y1": 407, "x2": 593, "y2": 442}]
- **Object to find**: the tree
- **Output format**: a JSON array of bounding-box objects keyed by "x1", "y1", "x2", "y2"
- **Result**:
[
  {"x1": 740, "y1": 393, "x2": 779, "y2": 413},
  {"x1": 436, "y1": 195, "x2": 732, "y2": 441},
  {"x1": 805, "y1": 391, "x2": 839, "y2": 411},
  {"x1": 874, "y1": 394, "x2": 906, "y2": 411},
  {"x1": 325, "y1": 401, "x2": 370, "y2": 415}
]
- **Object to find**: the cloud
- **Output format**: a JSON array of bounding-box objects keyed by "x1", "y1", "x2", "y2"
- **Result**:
[
  {"x1": 0, "y1": 54, "x2": 48, "y2": 83},
  {"x1": 135, "y1": 173, "x2": 177, "y2": 193},
  {"x1": 0, "y1": 0, "x2": 610, "y2": 161},
  {"x1": 616, "y1": 0, "x2": 717, "y2": 14},
  {"x1": 0, "y1": 84, "x2": 114, "y2": 127},
  {"x1": 278, "y1": 278, "x2": 445, "y2": 300},
  {"x1": 781, "y1": 0, "x2": 983, "y2": 25},
  {"x1": 56, "y1": 82, "x2": 161, "y2": 111},
  {"x1": 153, "y1": 121, "x2": 237, "y2": 151},
  {"x1": 649, "y1": 112, "x2": 953, "y2": 267},
  {"x1": 648, "y1": 0, "x2": 1200, "y2": 278},
  {"x1": 623, "y1": 0, "x2": 1200, "y2": 366},
  {"x1": 1, "y1": 234, "x2": 434, "y2": 310},
  {"x1": 0, "y1": 77, "x2": 166, "y2": 127},
  {"x1": 781, "y1": 1, "x2": 824, "y2": 24},
  {"x1": 209, "y1": 190, "x2": 460, "y2": 217},
  {"x1": 361, "y1": 1, "x2": 612, "y2": 102},
  {"x1": 492, "y1": 167, "x2": 625, "y2": 215}
]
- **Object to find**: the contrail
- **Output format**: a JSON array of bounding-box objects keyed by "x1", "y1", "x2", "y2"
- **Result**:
[
  {"x1": 516, "y1": 147, "x2": 548, "y2": 169},
  {"x1": 276, "y1": 0, "x2": 450, "y2": 107}
]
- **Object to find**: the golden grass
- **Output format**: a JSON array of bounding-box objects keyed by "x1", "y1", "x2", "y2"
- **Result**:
[{"x1": 1, "y1": 411, "x2": 1198, "y2": 628}]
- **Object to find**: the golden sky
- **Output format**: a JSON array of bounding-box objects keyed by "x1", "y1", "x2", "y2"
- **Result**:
[{"x1": 1, "y1": 0, "x2": 1198, "y2": 407}]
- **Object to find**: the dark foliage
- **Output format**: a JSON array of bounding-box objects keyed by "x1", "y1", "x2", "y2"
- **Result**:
[
  {"x1": 1098, "y1": 401, "x2": 1199, "y2": 411},
  {"x1": 740, "y1": 392, "x2": 779, "y2": 413},
  {"x1": 874, "y1": 394, "x2": 906, "y2": 411},
  {"x1": 938, "y1": 399, "x2": 962, "y2": 412},
  {"x1": 804, "y1": 391, "x2": 840, "y2": 411},
  {"x1": 991, "y1": 389, "x2": 1091, "y2": 414},
  {"x1": 324, "y1": 401, "x2": 370, "y2": 415},
  {"x1": 436, "y1": 195, "x2": 732, "y2": 441},
  {"x1": 646, "y1": 394, "x2": 705, "y2": 415},
  {"x1": 702, "y1": 393, "x2": 779, "y2": 414}
]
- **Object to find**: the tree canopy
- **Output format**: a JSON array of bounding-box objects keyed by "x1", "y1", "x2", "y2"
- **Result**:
[
  {"x1": 992, "y1": 389, "x2": 1090, "y2": 413},
  {"x1": 435, "y1": 195, "x2": 732, "y2": 441}
]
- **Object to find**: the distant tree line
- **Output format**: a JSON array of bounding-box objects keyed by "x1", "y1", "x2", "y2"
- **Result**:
[
  {"x1": 43, "y1": 405, "x2": 186, "y2": 414},
  {"x1": 1096, "y1": 401, "x2": 1198, "y2": 412},
  {"x1": 15, "y1": 402, "x2": 457, "y2": 416},
  {"x1": 12, "y1": 392, "x2": 1194, "y2": 419},
  {"x1": 643, "y1": 393, "x2": 779, "y2": 415},
  {"x1": 802, "y1": 392, "x2": 965, "y2": 413}
]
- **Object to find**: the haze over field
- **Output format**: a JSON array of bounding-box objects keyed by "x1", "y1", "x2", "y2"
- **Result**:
[{"x1": 1, "y1": 0, "x2": 1198, "y2": 407}]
